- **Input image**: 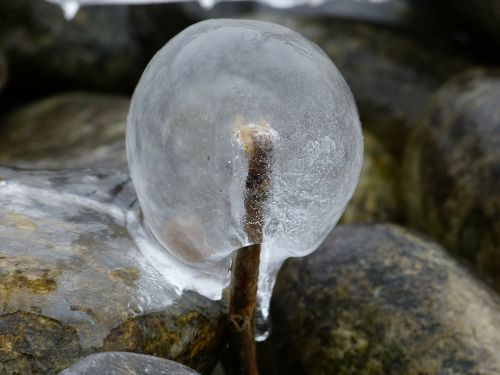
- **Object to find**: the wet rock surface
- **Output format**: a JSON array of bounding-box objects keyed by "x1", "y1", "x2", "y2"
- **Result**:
[
  {"x1": 0, "y1": 167, "x2": 225, "y2": 375},
  {"x1": 0, "y1": 92, "x2": 128, "y2": 169},
  {"x1": 340, "y1": 131, "x2": 400, "y2": 224},
  {"x1": 261, "y1": 224, "x2": 500, "y2": 374},
  {"x1": 59, "y1": 352, "x2": 200, "y2": 375},
  {"x1": 0, "y1": 0, "x2": 192, "y2": 94},
  {"x1": 253, "y1": 16, "x2": 471, "y2": 156},
  {"x1": 403, "y1": 68, "x2": 500, "y2": 290}
]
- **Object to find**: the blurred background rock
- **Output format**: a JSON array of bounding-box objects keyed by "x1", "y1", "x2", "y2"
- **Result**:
[
  {"x1": 1, "y1": 0, "x2": 499, "y2": 374},
  {"x1": 403, "y1": 68, "x2": 500, "y2": 292},
  {"x1": 0, "y1": 0, "x2": 193, "y2": 108}
]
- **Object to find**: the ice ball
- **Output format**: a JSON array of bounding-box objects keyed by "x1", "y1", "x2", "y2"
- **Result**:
[{"x1": 127, "y1": 19, "x2": 363, "y2": 267}]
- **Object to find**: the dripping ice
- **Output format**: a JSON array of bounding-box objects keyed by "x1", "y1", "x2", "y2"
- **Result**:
[{"x1": 45, "y1": 0, "x2": 392, "y2": 20}]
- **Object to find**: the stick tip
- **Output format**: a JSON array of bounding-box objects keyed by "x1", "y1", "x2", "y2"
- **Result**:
[{"x1": 233, "y1": 116, "x2": 278, "y2": 158}]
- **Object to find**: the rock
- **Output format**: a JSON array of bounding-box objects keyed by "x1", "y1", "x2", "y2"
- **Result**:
[
  {"x1": 403, "y1": 68, "x2": 500, "y2": 290},
  {"x1": 252, "y1": 15, "x2": 471, "y2": 156},
  {"x1": 0, "y1": 92, "x2": 128, "y2": 169},
  {"x1": 59, "y1": 352, "x2": 200, "y2": 374},
  {"x1": 340, "y1": 131, "x2": 400, "y2": 224},
  {"x1": 314, "y1": 20, "x2": 470, "y2": 156},
  {"x1": 0, "y1": 0, "x2": 192, "y2": 94},
  {"x1": 0, "y1": 51, "x2": 7, "y2": 93},
  {"x1": 0, "y1": 167, "x2": 225, "y2": 374},
  {"x1": 261, "y1": 224, "x2": 500, "y2": 374},
  {"x1": 436, "y1": 0, "x2": 500, "y2": 48}
]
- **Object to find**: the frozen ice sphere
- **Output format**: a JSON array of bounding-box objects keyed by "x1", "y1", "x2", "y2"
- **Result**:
[{"x1": 127, "y1": 19, "x2": 363, "y2": 270}]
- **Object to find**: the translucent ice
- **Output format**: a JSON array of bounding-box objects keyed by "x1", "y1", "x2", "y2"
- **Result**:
[
  {"x1": 0, "y1": 167, "x2": 226, "y2": 349},
  {"x1": 127, "y1": 19, "x2": 363, "y2": 337},
  {"x1": 59, "y1": 352, "x2": 199, "y2": 374},
  {"x1": 44, "y1": 0, "x2": 392, "y2": 20}
]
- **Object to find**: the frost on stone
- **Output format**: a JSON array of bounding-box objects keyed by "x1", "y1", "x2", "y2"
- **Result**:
[{"x1": 127, "y1": 19, "x2": 363, "y2": 338}]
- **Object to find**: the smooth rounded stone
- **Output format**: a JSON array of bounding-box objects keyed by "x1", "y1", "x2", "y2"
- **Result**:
[
  {"x1": 261, "y1": 224, "x2": 500, "y2": 374},
  {"x1": 59, "y1": 352, "x2": 200, "y2": 375},
  {"x1": 0, "y1": 167, "x2": 225, "y2": 374},
  {"x1": 340, "y1": 131, "x2": 400, "y2": 224},
  {"x1": 0, "y1": 92, "x2": 128, "y2": 169},
  {"x1": 251, "y1": 15, "x2": 471, "y2": 156},
  {"x1": 0, "y1": 0, "x2": 191, "y2": 93},
  {"x1": 403, "y1": 68, "x2": 500, "y2": 290}
]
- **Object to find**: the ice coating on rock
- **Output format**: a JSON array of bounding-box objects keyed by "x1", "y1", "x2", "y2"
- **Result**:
[
  {"x1": 45, "y1": 0, "x2": 392, "y2": 20},
  {"x1": 127, "y1": 19, "x2": 363, "y2": 337},
  {"x1": 0, "y1": 167, "x2": 227, "y2": 348},
  {"x1": 59, "y1": 352, "x2": 200, "y2": 374}
]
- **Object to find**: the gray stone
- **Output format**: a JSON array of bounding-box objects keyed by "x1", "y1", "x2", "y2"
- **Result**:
[
  {"x1": 59, "y1": 352, "x2": 200, "y2": 375},
  {"x1": 261, "y1": 224, "x2": 500, "y2": 374},
  {"x1": 0, "y1": 167, "x2": 225, "y2": 374},
  {"x1": 0, "y1": 92, "x2": 128, "y2": 169},
  {"x1": 403, "y1": 68, "x2": 500, "y2": 291}
]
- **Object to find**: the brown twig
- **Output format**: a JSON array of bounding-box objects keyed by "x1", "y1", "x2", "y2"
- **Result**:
[{"x1": 228, "y1": 120, "x2": 276, "y2": 375}]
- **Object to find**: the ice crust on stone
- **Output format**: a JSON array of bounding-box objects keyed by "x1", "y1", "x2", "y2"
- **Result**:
[
  {"x1": 59, "y1": 352, "x2": 200, "y2": 374},
  {"x1": 127, "y1": 19, "x2": 363, "y2": 338},
  {"x1": 45, "y1": 0, "x2": 391, "y2": 20},
  {"x1": 0, "y1": 167, "x2": 227, "y2": 347}
]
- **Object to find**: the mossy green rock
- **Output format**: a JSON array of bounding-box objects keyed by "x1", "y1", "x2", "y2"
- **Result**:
[
  {"x1": 0, "y1": 92, "x2": 128, "y2": 169},
  {"x1": 403, "y1": 68, "x2": 500, "y2": 290},
  {"x1": 254, "y1": 16, "x2": 470, "y2": 156},
  {"x1": 262, "y1": 224, "x2": 500, "y2": 374},
  {"x1": 340, "y1": 131, "x2": 400, "y2": 224},
  {"x1": 0, "y1": 167, "x2": 225, "y2": 374}
]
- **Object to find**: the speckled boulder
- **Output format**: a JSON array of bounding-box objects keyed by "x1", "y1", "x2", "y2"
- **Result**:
[
  {"x1": 261, "y1": 224, "x2": 500, "y2": 374},
  {"x1": 254, "y1": 16, "x2": 471, "y2": 156},
  {"x1": 0, "y1": 167, "x2": 225, "y2": 375},
  {"x1": 403, "y1": 68, "x2": 500, "y2": 290},
  {"x1": 0, "y1": 92, "x2": 128, "y2": 169},
  {"x1": 340, "y1": 131, "x2": 400, "y2": 224},
  {"x1": 59, "y1": 352, "x2": 200, "y2": 375}
]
